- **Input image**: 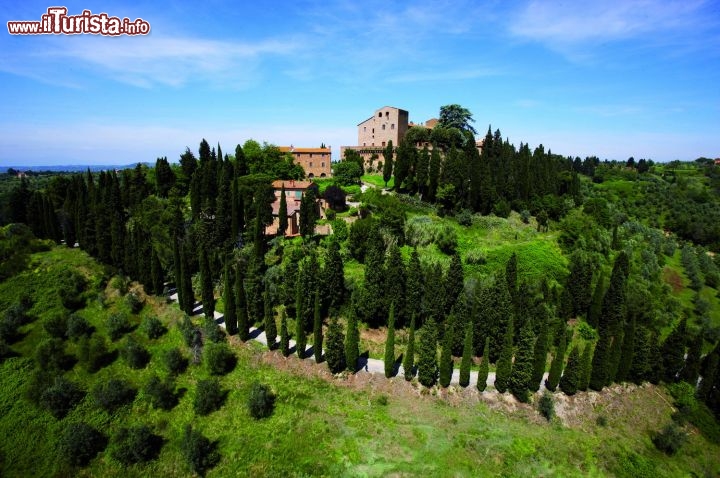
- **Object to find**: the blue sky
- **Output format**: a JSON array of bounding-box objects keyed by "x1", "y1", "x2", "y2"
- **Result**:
[{"x1": 1, "y1": 0, "x2": 719, "y2": 165}]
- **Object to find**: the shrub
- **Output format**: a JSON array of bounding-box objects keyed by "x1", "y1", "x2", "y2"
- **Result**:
[
  {"x1": 43, "y1": 313, "x2": 68, "y2": 339},
  {"x1": 330, "y1": 219, "x2": 349, "y2": 242},
  {"x1": 577, "y1": 322, "x2": 598, "y2": 341},
  {"x1": 58, "y1": 422, "x2": 107, "y2": 467},
  {"x1": 203, "y1": 316, "x2": 226, "y2": 344},
  {"x1": 91, "y1": 379, "x2": 137, "y2": 412},
  {"x1": 435, "y1": 225, "x2": 458, "y2": 255},
  {"x1": 596, "y1": 415, "x2": 608, "y2": 427},
  {"x1": 144, "y1": 375, "x2": 177, "y2": 410},
  {"x1": 194, "y1": 378, "x2": 225, "y2": 416},
  {"x1": 247, "y1": 381, "x2": 275, "y2": 419},
  {"x1": 520, "y1": 209, "x2": 531, "y2": 224},
  {"x1": 456, "y1": 208, "x2": 473, "y2": 226},
  {"x1": 124, "y1": 291, "x2": 144, "y2": 314},
  {"x1": 493, "y1": 199, "x2": 511, "y2": 218},
  {"x1": 181, "y1": 425, "x2": 220, "y2": 476},
  {"x1": 0, "y1": 304, "x2": 31, "y2": 343},
  {"x1": 204, "y1": 342, "x2": 236, "y2": 376},
  {"x1": 57, "y1": 270, "x2": 87, "y2": 311},
  {"x1": 141, "y1": 316, "x2": 166, "y2": 340},
  {"x1": 652, "y1": 422, "x2": 687, "y2": 455},
  {"x1": 77, "y1": 334, "x2": 114, "y2": 373},
  {"x1": 40, "y1": 376, "x2": 84, "y2": 419},
  {"x1": 538, "y1": 391, "x2": 554, "y2": 421},
  {"x1": 66, "y1": 314, "x2": 93, "y2": 340},
  {"x1": 163, "y1": 347, "x2": 188, "y2": 375},
  {"x1": 121, "y1": 336, "x2": 150, "y2": 369},
  {"x1": 35, "y1": 338, "x2": 75, "y2": 371},
  {"x1": 107, "y1": 312, "x2": 132, "y2": 341},
  {"x1": 110, "y1": 425, "x2": 163, "y2": 464}
]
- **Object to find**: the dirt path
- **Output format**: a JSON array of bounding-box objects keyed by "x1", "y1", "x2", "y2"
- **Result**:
[{"x1": 169, "y1": 291, "x2": 547, "y2": 390}]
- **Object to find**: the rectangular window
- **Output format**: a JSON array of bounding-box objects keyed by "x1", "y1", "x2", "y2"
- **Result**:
[
  {"x1": 391, "y1": 124, "x2": 395, "y2": 130},
  {"x1": 321, "y1": 162, "x2": 325, "y2": 167},
  {"x1": 295, "y1": 191, "x2": 301, "y2": 199},
  {"x1": 382, "y1": 124, "x2": 386, "y2": 130},
  {"x1": 309, "y1": 162, "x2": 313, "y2": 167},
  {"x1": 382, "y1": 141, "x2": 386, "y2": 147}
]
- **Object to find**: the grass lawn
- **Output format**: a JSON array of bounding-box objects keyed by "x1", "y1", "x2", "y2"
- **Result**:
[{"x1": 362, "y1": 174, "x2": 394, "y2": 189}]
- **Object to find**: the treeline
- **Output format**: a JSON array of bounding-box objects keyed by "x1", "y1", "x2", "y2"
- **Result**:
[{"x1": 4, "y1": 128, "x2": 720, "y2": 424}]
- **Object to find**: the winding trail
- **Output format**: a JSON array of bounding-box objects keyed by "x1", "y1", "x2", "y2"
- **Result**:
[{"x1": 169, "y1": 291, "x2": 547, "y2": 390}]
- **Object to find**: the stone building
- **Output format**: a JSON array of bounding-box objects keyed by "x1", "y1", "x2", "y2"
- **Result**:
[
  {"x1": 278, "y1": 146, "x2": 332, "y2": 178},
  {"x1": 265, "y1": 179, "x2": 324, "y2": 237}
]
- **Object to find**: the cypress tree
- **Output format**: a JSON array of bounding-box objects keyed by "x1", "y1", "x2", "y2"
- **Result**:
[
  {"x1": 559, "y1": 344, "x2": 581, "y2": 395},
  {"x1": 323, "y1": 239, "x2": 345, "y2": 313},
  {"x1": 416, "y1": 146, "x2": 430, "y2": 197},
  {"x1": 459, "y1": 322, "x2": 473, "y2": 387},
  {"x1": 384, "y1": 303, "x2": 396, "y2": 378},
  {"x1": 223, "y1": 262, "x2": 238, "y2": 335},
  {"x1": 403, "y1": 314, "x2": 416, "y2": 380},
  {"x1": 495, "y1": 316, "x2": 514, "y2": 393},
  {"x1": 235, "y1": 264, "x2": 249, "y2": 341},
  {"x1": 418, "y1": 318, "x2": 438, "y2": 388},
  {"x1": 264, "y1": 285, "x2": 277, "y2": 350},
  {"x1": 150, "y1": 248, "x2": 163, "y2": 295},
  {"x1": 444, "y1": 253, "x2": 464, "y2": 315},
  {"x1": 606, "y1": 329, "x2": 625, "y2": 386},
  {"x1": 427, "y1": 148, "x2": 442, "y2": 201},
  {"x1": 325, "y1": 316, "x2": 346, "y2": 374},
  {"x1": 439, "y1": 318, "x2": 454, "y2": 388},
  {"x1": 545, "y1": 328, "x2": 566, "y2": 392},
  {"x1": 697, "y1": 352, "x2": 718, "y2": 403},
  {"x1": 384, "y1": 246, "x2": 406, "y2": 327},
  {"x1": 344, "y1": 309, "x2": 359, "y2": 372},
  {"x1": 180, "y1": 244, "x2": 195, "y2": 316},
  {"x1": 382, "y1": 140, "x2": 394, "y2": 188},
  {"x1": 230, "y1": 173, "x2": 240, "y2": 243},
  {"x1": 661, "y1": 318, "x2": 687, "y2": 383},
  {"x1": 509, "y1": 319, "x2": 535, "y2": 402},
  {"x1": 199, "y1": 247, "x2": 215, "y2": 319},
  {"x1": 530, "y1": 314, "x2": 549, "y2": 392},
  {"x1": 579, "y1": 343, "x2": 594, "y2": 391},
  {"x1": 505, "y1": 252, "x2": 518, "y2": 304},
  {"x1": 279, "y1": 309, "x2": 290, "y2": 357},
  {"x1": 477, "y1": 337, "x2": 490, "y2": 392},
  {"x1": 173, "y1": 238, "x2": 183, "y2": 307},
  {"x1": 278, "y1": 184, "x2": 288, "y2": 237},
  {"x1": 648, "y1": 331, "x2": 664, "y2": 384},
  {"x1": 313, "y1": 290, "x2": 323, "y2": 362},
  {"x1": 615, "y1": 315, "x2": 636, "y2": 383},
  {"x1": 405, "y1": 249, "x2": 424, "y2": 324},
  {"x1": 586, "y1": 275, "x2": 605, "y2": 329},
  {"x1": 295, "y1": 274, "x2": 307, "y2": 359}
]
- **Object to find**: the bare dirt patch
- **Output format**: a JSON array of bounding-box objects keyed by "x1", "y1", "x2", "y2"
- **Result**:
[{"x1": 662, "y1": 266, "x2": 684, "y2": 293}]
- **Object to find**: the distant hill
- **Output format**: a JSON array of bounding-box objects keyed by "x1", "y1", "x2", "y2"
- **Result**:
[{"x1": 0, "y1": 163, "x2": 153, "y2": 174}]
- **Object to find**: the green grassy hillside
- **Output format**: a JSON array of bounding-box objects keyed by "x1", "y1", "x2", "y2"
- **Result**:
[{"x1": 1, "y1": 245, "x2": 719, "y2": 477}]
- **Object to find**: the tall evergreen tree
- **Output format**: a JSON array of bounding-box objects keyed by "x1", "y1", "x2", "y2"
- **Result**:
[
  {"x1": 403, "y1": 314, "x2": 416, "y2": 380},
  {"x1": 224, "y1": 262, "x2": 238, "y2": 335},
  {"x1": 384, "y1": 245, "x2": 406, "y2": 326},
  {"x1": 530, "y1": 313, "x2": 550, "y2": 392},
  {"x1": 661, "y1": 317, "x2": 687, "y2": 383},
  {"x1": 505, "y1": 252, "x2": 518, "y2": 304},
  {"x1": 264, "y1": 285, "x2": 277, "y2": 350},
  {"x1": 360, "y1": 230, "x2": 386, "y2": 326},
  {"x1": 406, "y1": 249, "x2": 424, "y2": 323},
  {"x1": 579, "y1": 343, "x2": 594, "y2": 391},
  {"x1": 427, "y1": 148, "x2": 442, "y2": 201},
  {"x1": 199, "y1": 247, "x2": 215, "y2": 319},
  {"x1": 323, "y1": 239, "x2": 345, "y2": 313},
  {"x1": 495, "y1": 316, "x2": 514, "y2": 393},
  {"x1": 605, "y1": 329, "x2": 625, "y2": 386},
  {"x1": 477, "y1": 337, "x2": 490, "y2": 392},
  {"x1": 150, "y1": 248, "x2": 164, "y2": 296},
  {"x1": 299, "y1": 189, "x2": 318, "y2": 239},
  {"x1": 313, "y1": 290, "x2": 323, "y2": 362},
  {"x1": 459, "y1": 322, "x2": 473, "y2": 387},
  {"x1": 444, "y1": 253, "x2": 464, "y2": 315},
  {"x1": 546, "y1": 328, "x2": 567, "y2": 392},
  {"x1": 586, "y1": 275, "x2": 605, "y2": 329},
  {"x1": 173, "y1": 237, "x2": 183, "y2": 308},
  {"x1": 697, "y1": 351, "x2": 718, "y2": 403},
  {"x1": 382, "y1": 140, "x2": 394, "y2": 188},
  {"x1": 279, "y1": 309, "x2": 290, "y2": 357},
  {"x1": 235, "y1": 263, "x2": 249, "y2": 341},
  {"x1": 180, "y1": 244, "x2": 195, "y2": 316},
  {"x1": 439, "y1": 317, "x2": 454, "y2": 388},
  {"x1": 345, "y1": 308, "x2": 359, "y2": 372},
  {"x1": 509, "y1": 319, "x2": 535, "y2": 402},
  {"x1": 418, "y1": 318, "x2": 438, "y2": 387},
  {"x1": 277, "y1": 184, "x2": 288, "y2": 237},
  {"x1": 230, "y1": 173, "x2": 240, "y2": 244},
  {"x1": 384, "y1": 303, "x2": 396, "y2": 378},
  {"x1": 559, "y1": 344, "x2": 582, "y2": 395},
  {"x1": 615, "y1": 315, "x2": 636, "y2": 383},
  {"x1": 416, "y1": 146, "x2": 430, "y2": 197},
  {"x1": 325, "y1": 316, "x2": 346, "y2": 374},
  {"x1": 295, "y1": 273, "x2": 307, "y2": 359}
]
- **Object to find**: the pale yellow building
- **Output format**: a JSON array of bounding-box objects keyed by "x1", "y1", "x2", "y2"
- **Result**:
[{"x1": 278, "y1": 146, "x2": 332, "y2": 178}]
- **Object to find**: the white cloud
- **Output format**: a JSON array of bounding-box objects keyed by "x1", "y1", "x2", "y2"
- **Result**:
[{"x1": 509, "y1": 0, "x2": 719, "y2": 55}]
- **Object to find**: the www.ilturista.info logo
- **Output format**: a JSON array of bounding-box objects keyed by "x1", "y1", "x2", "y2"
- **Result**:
[{"x1": 7, "y1": 7, "x2": 150, "y2": 36}]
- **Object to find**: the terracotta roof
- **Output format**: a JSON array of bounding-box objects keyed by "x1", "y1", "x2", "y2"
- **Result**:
[
  {"x1": 271, "y1": 179, "x2": 315, "y2": 190},
  {"x1": 278, "y1": 146, "x2": 331, "y2": 153}
]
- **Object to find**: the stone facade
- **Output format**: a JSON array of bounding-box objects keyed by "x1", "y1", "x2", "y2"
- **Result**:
[
  {"x1": 278, "y1": 146, "x2": 332, "y2": 178},
  {"x1": 357, "y1": 106, "x2": 409, "y2": 148}
]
